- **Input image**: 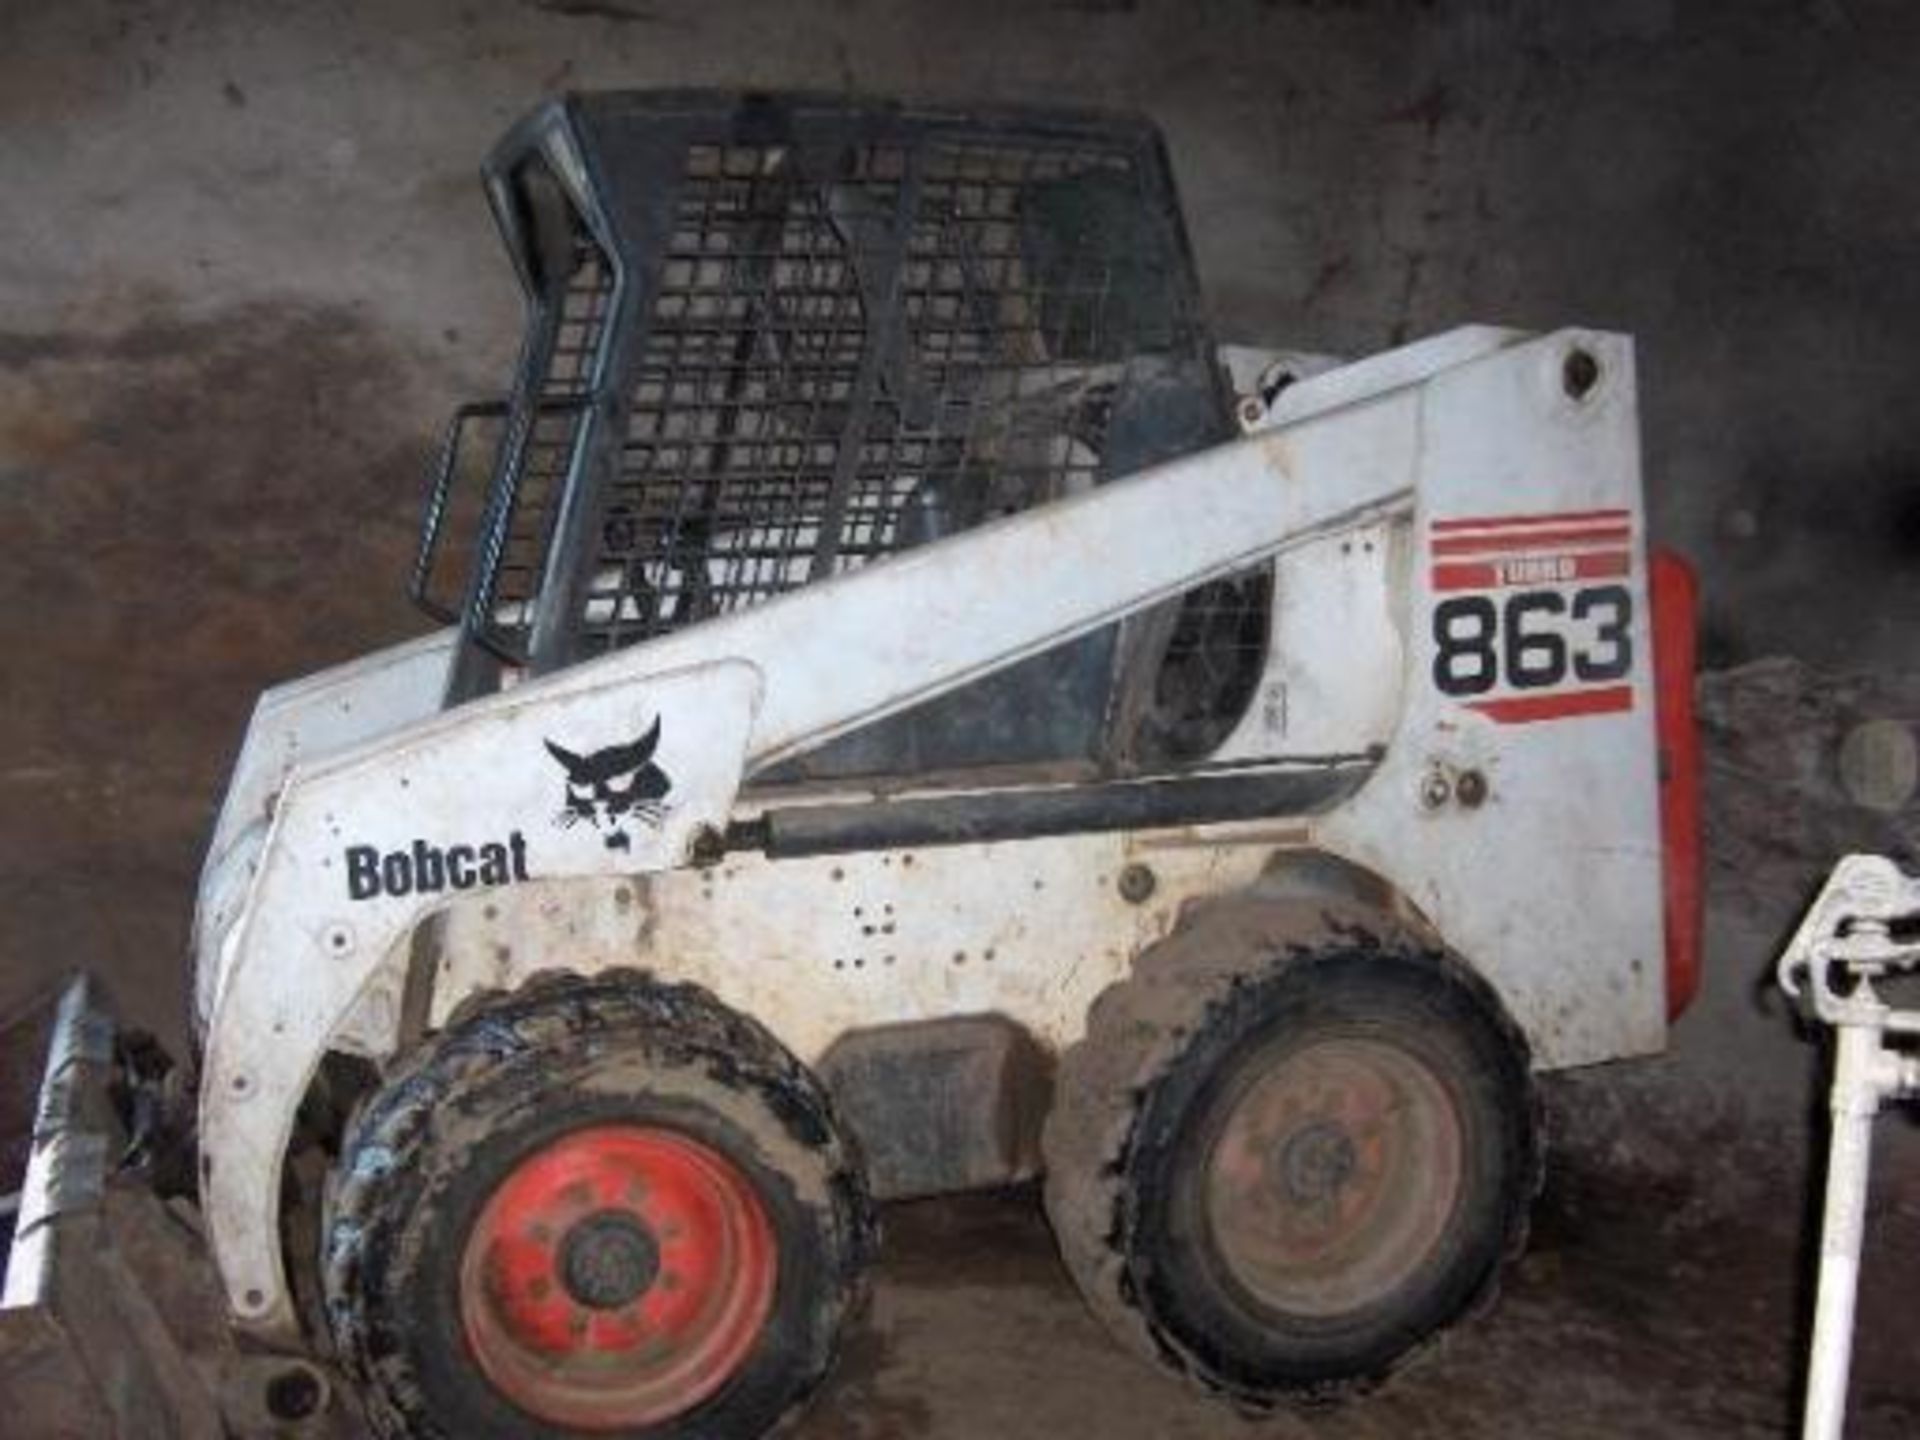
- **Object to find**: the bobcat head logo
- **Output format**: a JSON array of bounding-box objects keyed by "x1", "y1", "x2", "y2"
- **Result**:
[{"x1": 544, "y1": 717, "x2": 672, "y2": 853}]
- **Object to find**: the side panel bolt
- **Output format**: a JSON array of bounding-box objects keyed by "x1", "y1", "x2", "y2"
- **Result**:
[{"x1": 1118, "y1": 863, "x2": 1157, "y2": 904}]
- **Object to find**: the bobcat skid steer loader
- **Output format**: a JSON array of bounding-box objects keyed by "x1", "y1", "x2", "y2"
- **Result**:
[{"x1": 3, "y1": 92, "x2": 1702, "y2": 1439}]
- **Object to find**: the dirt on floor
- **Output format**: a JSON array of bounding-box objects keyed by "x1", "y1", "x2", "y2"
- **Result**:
[
  {"x1": 17, "y1": 1124, "x2": 1917, "y2": 1440},
  {"x1": 791, "y1": 1130, "x2": 1920, "y2": 1439}
]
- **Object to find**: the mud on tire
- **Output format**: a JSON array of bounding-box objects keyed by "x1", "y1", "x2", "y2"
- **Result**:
[
  {"x1": 1041, "y1": 898, "x2": 1541, "y2": 1406},
  {"x1": 322, "y1": 971, "x2": 875, "y2": 1439}
]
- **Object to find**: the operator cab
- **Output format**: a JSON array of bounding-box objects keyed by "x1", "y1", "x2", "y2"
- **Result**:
[{"x1": 412, "y1": 92, "x2": 1272, "y2": 789}]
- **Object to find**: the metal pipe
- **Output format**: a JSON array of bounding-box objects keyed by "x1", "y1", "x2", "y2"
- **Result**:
[
  {"x1": 1803, "y1": 1022, "x2": 1883, "y2": 1440},
  {"x1": 1777, "y1": 857, "x2": 1920, "y2": 1440}
]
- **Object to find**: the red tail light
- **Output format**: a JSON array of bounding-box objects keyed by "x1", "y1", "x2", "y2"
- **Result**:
[{"x1": 1650, "y1": 548, "x2": 1702, "y2": 1019}]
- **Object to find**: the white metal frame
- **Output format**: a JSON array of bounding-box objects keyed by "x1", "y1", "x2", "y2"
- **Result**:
[{"x1": 191, "y1": 327, "x2": 1667, "y2": 1340}]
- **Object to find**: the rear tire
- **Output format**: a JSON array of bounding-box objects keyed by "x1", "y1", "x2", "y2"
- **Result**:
[
  {"x1": 322, "y1": 972, "x2": 874, "y2": 1439},
  {"x1": 1042, "y1": 899, "x2": 1539, "y2": 1405}
]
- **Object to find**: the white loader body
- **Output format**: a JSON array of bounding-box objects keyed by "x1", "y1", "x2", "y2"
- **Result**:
[{"x1": 190, "y1": 324, "x2": 1671, "y2": 1341}]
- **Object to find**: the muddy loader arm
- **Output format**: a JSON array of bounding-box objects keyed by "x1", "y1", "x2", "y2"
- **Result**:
[{"x1": 194, "y1": 325, "x2": 1656, "y2": 1340}]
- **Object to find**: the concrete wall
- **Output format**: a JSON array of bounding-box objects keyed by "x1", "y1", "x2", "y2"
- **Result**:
[{"x1": 4, "y1": 0, "x2": 1918, "y2": 1043}]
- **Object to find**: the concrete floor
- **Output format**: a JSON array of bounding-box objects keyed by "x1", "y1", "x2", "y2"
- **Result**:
[
  {"x1": 4, "y1": 1, "x2": 1920, "y2": 1435},
  {"x1": 796, "y1": 1141, "x2": 1920, "y2": 1440}
]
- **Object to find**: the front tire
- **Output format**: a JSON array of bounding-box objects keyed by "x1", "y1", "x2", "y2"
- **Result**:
[
  {"x1": 1042, "y1": 899, "x2": 1540, "y2": 1405},
  {"x1": 322, "y1": 972, "x2": 873, "y2": 1439}
]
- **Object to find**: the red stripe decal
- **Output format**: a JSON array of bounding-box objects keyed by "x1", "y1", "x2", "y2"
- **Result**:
[
  {"x1": 1431, "y1": 508, "x2": 1630, "y2": 534},
  {"x1": 1466, "y1": 686, "x2": 1634, "y2": 723},
  {"x1": 1431, "y1": 561, "x2": 1501, "y2": 591},
  {"x1": 1431, "y1": 550, "x2": 1631, "y2": 592},
  {"x1": 1432, "y1": 524, "x2": 1631, "y2": 556}
]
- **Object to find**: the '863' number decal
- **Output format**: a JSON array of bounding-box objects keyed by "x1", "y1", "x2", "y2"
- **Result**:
[
  {"x1": 1425, "y1": 508, "x2": 1638, "y2": 723},
  {"x1": 1431, "y1": 584, "x2": 1632, "y2": 696}
]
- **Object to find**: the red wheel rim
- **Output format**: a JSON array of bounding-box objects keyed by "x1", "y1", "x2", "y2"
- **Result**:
[
  {"x1": 458, "y1": 1124, "x2": 777, "y2": 1430},
  {"x1": 1204, "y1": 1038, "x2": 1464, "y2": 1317}
]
